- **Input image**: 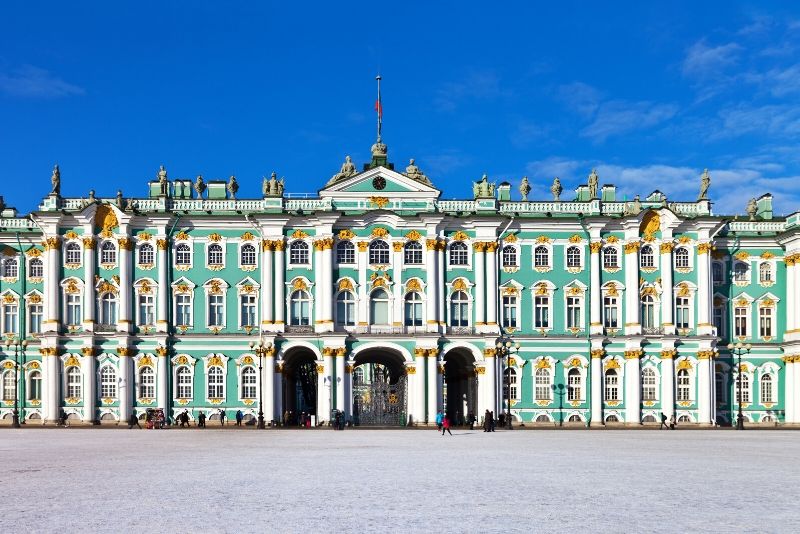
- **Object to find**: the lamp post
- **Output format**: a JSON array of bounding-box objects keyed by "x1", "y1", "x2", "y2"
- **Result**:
[
  {"x1": 727, "y1": 342, "x2": 751, "y2": 430},
  {"x1": 5, "y1": 338, "x2": 28, "y2": 428},
  {"x1": 248, "y1": 339, "x2": 272, "y2": 429},
  {"x1": 496, "y1": 331, "x2": 520, "y2": 430}
]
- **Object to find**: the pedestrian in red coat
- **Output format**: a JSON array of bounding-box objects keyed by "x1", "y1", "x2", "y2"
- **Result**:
[{"x1": 442, "y1": 415, "x2": 453, "y2": 436}]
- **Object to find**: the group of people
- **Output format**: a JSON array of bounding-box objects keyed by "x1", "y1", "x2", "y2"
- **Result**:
[
  {"x1": 283, "y1": 410, "x2": 313, "y2": 428},
  {"x1": 660, "y1": 413, "x2": 678, "y2": 430},
  {"x1": 435, "y1": 411, "x2": 453, "y2": 436}
]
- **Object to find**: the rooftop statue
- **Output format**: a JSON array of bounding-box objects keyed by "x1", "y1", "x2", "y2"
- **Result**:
[
  {"x1": 193, "y1": 175, "x2": 206, "y2": 198},
  {"x1": 624, "y1": 195, "x2": 642, "y2": 216},
  {"x1": 519, "y1": 176, "x2": 531, "y2": 201},
  {"x1": 472, "y1": 174, "x2": 496, "y2": 199},
  {"x1": 227, "y1": 175, "x2": 239, "y2": 199},
  {"x1": 588, "y1": 168, "x2": 599, "y2": 200},
  {"x1": 746, "y1": 198, "x2": 758, "y2": 221},
  {"x1": 116, "y1": 190, "x2": 124, "y2": 209},
  {"x1": 404, "y1": 158, "x2": 431, "y2": 185},
  {"x1": 157, "y1": 165, "x2": 169, "y2": 196},
  {"x1": 0, "y1": 196, "x2": 5, "y2": 212},
  {"x1": 327, "y1": 155, "x2": 358, "y2": 186},
  {"x1": 264, "y1": 172, "x2": 285, "y2": 197},
  {"x1": 551, "y1": 177, "x2": 562, "y2": 201},
  {"x1": 698, "y1": 168, "x2": 711, "y2": 201},
  {"x1": 50, "y1": 164, "x2": 61, "y2": 196}
]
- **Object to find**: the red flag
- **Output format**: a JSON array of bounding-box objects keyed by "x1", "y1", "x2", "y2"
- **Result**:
[{"x1": 374, "y1": 99, "x2": 382, "y2": 119}]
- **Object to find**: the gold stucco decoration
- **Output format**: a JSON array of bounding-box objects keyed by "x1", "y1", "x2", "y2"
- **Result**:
[
  {"x1": 677, "y1": 282, "x2": 691, "y2": 297},
  {"x1": 535, "y1": 358, "x2": 551, "y2": 369},
  {"x1": 604, "y1": 358, "x2": 620, "y2": 370},
  {"x1": 94, "y1": 205, "x2": 118, "y2": 235},
  {"x1": 370, "y1": 227, "x2": 389, "y2": 238},
  {"x1": 452, "y1": 231, "x2": 470, "y2": 241},
  {"x1": 338, "y1": 229, "x2": 355, "y2": 240},
  {"x1": 240, "y1": 232, "x2": 255, "y2": 241},
  {"x1": 369, "y1": 196, "x2": 390, "y2": 208},
  {"x1": 535, "y1": 235, "x2": 551, "y2": 243},
  {"x1": 290, "y1": 229, "x2": 309, "y2": 239},
  {"x1": 338, "y1": 279, "x2": 354, "y2": 291},
  {"x1": 405, "y1": 230, "x2": 423, "y2": 241},
  {"x1": 605, "y1": 235, "x2": 619, "y2": 244},
  {"x1": 452, "y1": 279, "x2": 468, "y2": 291},
  {"x1": 175, "y1": 231, "x2": 190, "y2": 241},
  {"x1": 605, "y1": 283, "x2": 619, "y2": 297},
  {"x1": 292, "y1": 279, "x2": 308, "y2": 291},
  {"x1": 640, "y1": 211, "x2": 660, "y2": 238},
  {"x1": 406, "y1": 279, "x2": 422, "y2": 292},
  {"x1": 734, "y1": 251, "x2": 750, "y2": 261},
  {"x1": 697, "y1": 243, "x2": 713, "y2": 255}
]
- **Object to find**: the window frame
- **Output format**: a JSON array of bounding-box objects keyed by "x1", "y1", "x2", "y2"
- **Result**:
[
  {"x1": 565, "y1": 245, "x2": 582, "y2": 270},
  {"x1": 64, "y1": 242, "x2": 82, "y2": 266},
  {"x1": 289, "y1": 289, "x2": 312, "y2": 326},
  {"x1": 207, "y1": 366, "x2": 225, "y2": 399},
  {"x1": 239, "y1": 243, "x2": 257, "y2": 269},
  {"x1": 289, "y1": 240, "x2": 310, "y2": 266},
  {"x1": 448, "y1": 241, "x2": 469, "y2": 267},
  {"x1": 137, "y1": 242, "x2": 155, "y2": 267},
  {"x1": 138, "y1": 366, "x2": 155, "y2": 399},
  {"x1": 403, "y1": 241, "x2": 423, "y2": 266},
  {"x1": 336, "y1": 241, "x2": 355, "y2": 265},
  {"x1": 100, "y1": 240, "x2": 117, "y2": 266},
  {"x1": 369, "y1": 240, "x2": 390, "y2": 265},
  {"x1": 99, "y1": 364, "x2": 118, "y2": 398}
]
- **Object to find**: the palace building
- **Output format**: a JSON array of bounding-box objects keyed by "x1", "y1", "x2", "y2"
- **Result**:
[{"x1": 1, "y1": 138, "x2": 800, "y2": 427}]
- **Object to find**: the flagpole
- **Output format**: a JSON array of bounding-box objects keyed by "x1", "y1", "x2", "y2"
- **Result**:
[{"x1": 376, "y1": 74, "x2": 382, "y2": 142}]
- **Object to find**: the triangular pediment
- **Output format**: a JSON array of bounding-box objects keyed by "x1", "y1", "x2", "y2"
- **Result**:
[{"x1": 319, "y1": 167, "x2": 440, "y2": 200}]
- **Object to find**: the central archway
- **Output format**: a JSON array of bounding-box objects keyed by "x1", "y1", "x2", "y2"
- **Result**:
[
  {"x1": 351, "y1": 350, "x2": 408, "y2": 426},
  {"x1": 444, "y1": 349, "x2": 478, "y2": 426},
  {"x1": 281, "y1": 348, "x2": 318, "y2": 425}
]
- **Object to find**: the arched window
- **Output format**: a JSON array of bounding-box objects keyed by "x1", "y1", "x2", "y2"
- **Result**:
[
  {"x1": 207, "y1": 243, "x2": 223, "y2": 266},
  {"x1": 289, "y1": 241, "x2": 309, "y2": 265},
  {"x1": 450, "y1": 290, "x2": 469, "y2": 327},
  {"x1": 675, "y1": 296, "x2": 690, "y2": 329},
  {"x1": 502, "y1": 245, "x2": 517, "y2": 268},
  {"x1": 176, "y1": 367, "x2": 192, "y2": 399},
  {"x1": 2, "y1": 258, "x2": 17, "y2": 279},
  {"x1": 100, "y1": 241, "x2": 116, "y2": 264},
  {"x1": 712, "y1": 262, "x2": 724, "y2": 284},
  {"x1": 502, "y1": 294, "x2": 518, "y2": 328},
  {"x1": 503, "y1": 368, "x2": 518, "y2": 400},
  {"x1": 449, "y1": 242, "x2": 468, "y2": 266},
  {"x1": 336, "y1": 291, "x2": 356, "y2": 326},
  {"x1": 737, "y1": 373, "x2": 751, "y2": 403},
  {"x1": 603, "y1": 295, "x2": 619, "y2": 329},
  {"x1": 404, "y1": 241, "x2": 422, "y2": 265},
  {"x1": 2, "y1": 299, "x2": 18, "y2": 334},
  {"x1": 370, "y1": 289, "x2": 390, "y2": 325},
  {"x1": 1, "y1": 370, "x2": 13, "y2": 401},
  {"x1": 138, "y1": 243, "x2": 154, "y2": 266},
  {"x1": 715, "y1": 371, "x2": 727, "y2": 405},
  {"x1": 641, "y1": 294, "x2": 655, "y2": 329},
  {"x1": 603, "y1": 247, "x2": 618, "y2": 269},
  {"x1": 567, "y1": 368, "x2": 582, "y2": 402},
  {"x1": 369, "y1": 240, "x2": 390, "y2": 265},
  {"x1": 642, "y1": 368, "x2": 657, "y2": 401},
  {"x1": 566, "y1": 246, "x2": 582, "y2": 269},
  {"x1": 98, "y1": 293, "x2": 117, "y2": 328},
  {"x1": 605, "y1": 414, "x2": 619, "y2": 423},
  {"x1": 100, "y1": 365, "x2": 117, "y2": 398},
  {"x1": 336, "y1": 241, "x2": 355, "y2": 264},
  {"x1": 535, "y1": 368, "x2": 551, "y2": 400},
  {"x1": 176, "y1": 243, "x2": 191, "y2": 266},
  {"x1": 759, "y1": 262, "x2": 772, "y2": 284},
  {"x1": 640, "y1": 245, "x2": 655, "y2": 269},
  {"x1": 568, "y1": 414, "x2": 582, "y2": 422},
  {"x1": 404, "y1": 292, "x2": 423, "y2": 327},
  {"x1": 353, "y1": 367, "x2": 365, "y2": 386},
  {"x1": 139, "y1": 366, "x2": 155, "y2": 399},
  {"x1": 534, "y1": 245, "x2": 550, "y2": 268},
  {"x1": 28, "y1": 370, "x2": 42, "y2": 401},
  {"x1": 674, "y1": 247, "x2": 690, "y2": 269},
  {"x1": 66, "y1": 366, "x2": 82, "y2": 398},
  {"x1": 760, "y1": 373, "x2": 774, "y2": 404},
  {"x1": 207, "y1": 366, "x2": 224, "y2": 398},
  {"x1": 29, "y1": 258, "x2": 43, "y2": 278},
  {"x1": 289, "y1": 290, "x2": 311, "y2": 326},
  {"x1": 65, "y1": 242, "x2": 81, "y2": 265},
  {"x1": 677, "y1": 369, "x2": 691, "y2": 401},
  {"x1": 604, "y1": 369, "x2": 619, "y2": 401},
  {"x1": 534, "y1": 295, "x2": 549, "y2": 328},
  {"x1": 240, "y1": 244, "x2": 256, "y2": 267},
  {"x1": 734, "y1": 262, "x2": 749, "y2": 282},
  {"x1": 241, "y1": 366, "x2": 257, "y2": 399}
]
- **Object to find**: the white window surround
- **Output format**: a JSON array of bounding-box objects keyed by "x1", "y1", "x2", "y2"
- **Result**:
[
  {"x1": 286, "y1": 277, "x2": 314, "y2": 326},
  {"x1": 641, "y1": 365, "x2": 660, "y2": 402},
  {"x1": 712, "y1": 260, "x2": 725, "y2": 285},
  {"x1": 447, "y1": 241, "x2": 472, "y2": 270},
  {"x1": 136, "y1": 241, "x2": 155, "y2": 269},
  {"x1": 0, "y1": 291, "x2": 19, "y2": 335},
  {"x1": 757, "y1": 362, "x2": 780, "y2": 405},
  {"x1": 239, "y1": 364, "x2": 258, "y2": 401},
  {"x1": 98, "y1": 363, "x2": 118, "y2": 399},
  {"x1": 334, "y1": 287, "x2": 358, "y2": 329},
  {"x1": 64, "y1": 364, "x2": 83, "y2": 399},
  {"x1": 602, "y1": 245, "x2": 621, "y2": 271},
  {"x1": 24, "y1": 290, "x2": 44, "y2": 336},
  {"x1": 600, "y1": 281, "x2": 625, "y2": 331},
  {"x1": 287, "y1": 239, "x2": 312, "y2": 268},
  {"x1": 757, "y1": 260, "x2": 775, "y2": 286},
  {"x1": 236, "y1": 278, "x2": 260, "y2": 330},
  {"x1": 203, "y1": 278, "x2": 230, "y2": 329},
  {"x1": 532, "y1": 243, "x2": 553, "y2": 272},
  {"x1": 733, "y1": 365, "x2": 755, "y2": 405},
  {"x1": 238, "y1": 241, "x2": 259, "y2": 270},
  {"x1": 563, "y1": 358, "x2": 588, "y2": 402},
  {"x1": 673, "y1": 281, "x2": 697, "y2": 332},
  {"x1": 336, "y1": 240, "x2": 356, "y2": 265},
  {"x1": 206, "y1": 242, "x2": 226, "y2": 269},
  {"x1": 133, "y1": 278, "x2": 157, "y2": 328},
  {"x1": 732, "y1": 293, "x2": 754, "y2": 339},
  {"x1": 203, "y1": 353, "x2": 229, "y2": 401},
  {"x1": 530, "y1": 281, "x2": 556, "y2": 331},
  {"x1": 756, "y1": 293, "x2": 779, "y2": 339},
  {"x1": 603, "y1": 364, "x2": 623, "y2": 403},
  {"x1": 501, "y1": 244, "x2": 520, "y2": 269},
  {"x1": 564, "y1": 245, "x2": 584, "y2": 271},
  {"x1": 534, "y1": 367, "x2": 552, "y2": 401},
  {"x1": 137, "y1": 365, "x2": 156, "y2": 400},
  {"x1": 499, "y1": 281, "x2": 523, "y2": 330},
  {"x1": 675, "y1": 364, "x2": 695, "y2": 403},
  {"x1": 171, "y1": 277, "x2": 196, "y2": 329},
  {"x1": 27, "y1": 257, "x2": 44, "y2": 279},
  {"x1": 171, "y1": 353, "x2": 197, "y2": 401},
  {"x1": 562, "y1": 281, "x2": 587, "y2": 332},
  {"x1": 63, "y1": 241, "x2": 82, "y2": 267},
  {"x1": 99, "y1": 239, "x2": 118, "y2": 267},
  {"x1": 174, "y1": 241, "x2": 193, "y2": 269},
  {"x1": 733, "y1": 261, "x2": 750, "y2": 284},
  {"x1": 446, "y1": 278, "x2": 472, "y2": 328},
  {"x1": 60, "y1": 278, "x2": 85, "y2": 326},
  {"x1": 369, "y1": 239, "x2": 391, "y2": 265},
  {"x1": 673, "y1": 246, "x2": 693, "y2": 271}
]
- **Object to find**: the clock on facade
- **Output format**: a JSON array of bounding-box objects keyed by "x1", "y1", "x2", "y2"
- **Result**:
[{"x1": 372, "y1": 176, "x2": 386, "y2": 190}]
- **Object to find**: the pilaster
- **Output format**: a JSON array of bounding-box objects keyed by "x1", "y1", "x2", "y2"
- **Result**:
[
  {"x1": 696, "y1": 242, "x2": 713, "y2": 335},
  {"x1": 273, "y1": 240, "x2": 285, "y2": 331},
  {"x1": 261, "y1": 241, "x2": 274, "y2": 329},
  {"x1": 589, "y1": 242, "x2": 603, "y2": 335},
  {"x1": 425, "y1": 239, "x2": 437, "y2": 333},
  {"x1": 83, "y1": 236, "x2": 96, "y2": 332},
  {"x1": 590, "y1": 345, "x2": 604, "y2": 425},
  {"x1": 117, "y1": 234, "x2": 132, "y2": 334},
  {"x1": 263, "y1": 348, "x2": 275, "y2": 423},
  {"x1": 43, "y1": 236, "x2": 61, "y2": 333},
  {"x1": 623, "y1": 239, "x2": 641, "y2": 336},
  {"x1": 473, "y1": 242, "x2": 486, "y2": 331},
  {"x1": 623, "y1": 346, "x2": 642, "y2": 424},
  {"x1": 117, "y1": 347, "x2": 132, "y2": 423},
  {"x1": 485, "y1": 242, "x2": 498, "y2": 331},
  {"x1": 660, "y1": 242, "x2": 675, "y2": 335},
  {"x1": 82, "y1": 349, "x2": 97, "y2": 424},
  {"x1": 156, "y1": 237, "x2": 168, "y2": 333},
  {"x1": 696, "y1": 345, "x2": 716, "y2": 425},
  {"x1": 660, "y1": 346, "x2": 677, "y2": 420},
  {"x1": 156, "y1": 347, "x2": 168, "y2": 413}
]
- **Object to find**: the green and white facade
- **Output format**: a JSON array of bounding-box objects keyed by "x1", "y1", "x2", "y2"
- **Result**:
[{"x1": 2, "y1": 144, "x2": 800, "y2": 426}]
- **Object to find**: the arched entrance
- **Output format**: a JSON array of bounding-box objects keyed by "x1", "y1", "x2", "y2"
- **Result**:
[
  {"x1": 352, "y1": 350, "x2": 407, "y2": 426},
  {"x1": 282, "y1": 349, "x2": 318, "y2": 424},
  {"x1": 443, "y1": 350, "x2": 478, "y2": 426}
]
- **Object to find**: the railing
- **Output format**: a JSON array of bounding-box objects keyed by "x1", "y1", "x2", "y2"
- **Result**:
[
  {"x1": 284, "y1": 325, "x2": 314, "y2": 334},
  {"x1": 0, "y1": 218, "x2": 37, "y2": 229},
  {"x1": 726, "y1": 221, "x2": 786, "y2": 233},
  {"x1": 446, "y1": 326, "x2": 475, "y2": 335},
  {"x1": 437, "y1": 200, "x2": 478, "y2": 213},
  {"x1": 642, "y1": 327, "x2": 664, "y2": 336},
  {"x1": 500, "y1": 201, "x2": 592, "y2": 214},
  {"x1": 354, "y1": 325, "x2": 405, "y2": 335},
  {"x1": 285, "y1": 198, "x2": 331, "y2": 211}
]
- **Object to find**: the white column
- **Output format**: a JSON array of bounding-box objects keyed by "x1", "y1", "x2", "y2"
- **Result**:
[
  {"x1": 157, "y1": 350, "x2": 168, "y2": 411},
  {"x1": 474, "y1": 243, "x2": 486, "y2": 328},
  {"x1": 392, "y1": 243, "x2": 403, "y2": 329},
  {"x1": 83, "y1": 238, "x2": 96, "y2": 332},
  {"x1": 425, "y1": 239, "x2": 437, "y2": 333},
  {"x1": 661, "y1": 244, "x2": 675, "y2": 335},
  {"x1": 485, "y1": 351, "x2": 497, "y2": 418},
  {"x1": 82, "y1": 353, "x2": 96, "y2": 423},
  {"x1": 477, "y1": 364, "x2": 488, "y2": 423},
  {"x1": 261, "y1": 242, "x2": 273, "y2": 329},
  {"x1": 786, "y1": 260, "x2": 795, "y2": 336},
  {"x1": 589, "y1": 243, "x2": 602, "y2": 335},
  {"x1": 343, "y1": 360, "x2": 353, "y2": 420},
  {"x1": 785, "y1": 358, "x2": 793, "y2": 423},
  {"x1": 624, "y1": 243, "x2": 640, "y2": 336},
  {"x1": 414, "y1": 351, "x2": 426, "y2": 424},
  {"x1": 118, "y1": 237, "x2": 132, "y2": 333},
  {"x1": 436, "y1": 245, "x2": 445, "y2": 332},
  {"x1": 264, "y1": 351, "x2": 275, "y2": 423},
  {"x1": 43, "y1": 237, "x2": 61, "y2": 333},
  {"x1": 274, "y1": 361, "x2": 283, "y2": 422},
  {"x1": 156, "y1": 238, "x2": 168, "y2": 333},
  {"x1": 793, "y1": 357, "x2": 800, "y2": 424},
  {"x1": 485, "y1": 243, "x2": 498, "y2": 329},
  {"x1": 335, "y1": 350, "x2": 345, "y2": 411},
  {"x1": 624, "y1": 351, "x2": 641, "y2": 424},
  {"x1": 45, "y1": 353, "x2": 60, "y2": 423},
  {"x1": 426, "y1": 352, "x2": 437, "y2": 423},
  {"x1": 118, "y1": 353, "x2": 132, "y2": 423},
  {"x1": 697, "y1": 353, "x2": 712, "y2": 424},
  {"x1": 313, "y1": 241, "x2": 324, "y2": 332},
  {"x1": 661, "y1": 351, "x2": 676, "y2": 420},
  {"x1": 317, "y1": 356, "x2": 332, "y2": 424},
  {"x1": 273, "y1": 242, "x2": 285, "y2": 330},
  {"x1": 590, "y1": 352, "x2": 602, "y2": 425},
  {"x1": 696, "y1": 245, "x2": 713, "y2": 335},
  {"x1": 357, "y1": 242, "x2": 368, "y2": 327},
  {"x1": 321, "y1": 240, "x2": 333, "y2": 331}
]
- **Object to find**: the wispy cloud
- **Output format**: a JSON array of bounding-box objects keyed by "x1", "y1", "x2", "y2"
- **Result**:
[
  {"x1": 682, "y1": 40, "x2": 741, "y2": 78},
  {"x1": 556, "y1": 82, "x2": 601, "y2": 118},
  {"x1": 581, "y1": 100, "x2": 679, "y2": 142},
  {"x1": 434, "y1": 70, "x2": 510, "y2": 112},
  {"x1": 0, "y1": 65, "x2": 84, "y2": 98}
]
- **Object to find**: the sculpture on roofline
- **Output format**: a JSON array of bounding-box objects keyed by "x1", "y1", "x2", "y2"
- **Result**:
[
  {"x1": 746, "y1": 198, "x2": 757, "y2": 221},
  {"x1": 263, "y1": 172, "x2": 285, "y2": 197},
  {"x1": 157, "y1": 165, "x2": 168, "y2": 196},
  {"x1": 327, "y1": 155, "x2": 358, "y2": 186},
  {"x1": 404, "y1": 158, "x2": 432, "y2": 186},
  {"x1": 698, "y1": 168, "x2": 711, "y2": 201},
  {"x1": 472, "y1": 174, "x2": 496, "y2": 199},
  {"x1": 227, "y1": 175, "x2": 239, "y2": 199},
  {"x1": 588, "y1": 168, "x2": 599, "y2": 200},
  {"x1": 50, "y1": 164, "x2": 61, "y2": 196},
  {"x1": 519, "y1": 176, "x2": 531, "y2": 201},
  {"x1": 193, "y1": 175, "x2": 206, "y2": 198},
  {"x1": 551, "y1": 177, "x2": 562, "y2": 201},
  {"x1": 116, "y1": 190, "x2": 124, "y2": 209}
]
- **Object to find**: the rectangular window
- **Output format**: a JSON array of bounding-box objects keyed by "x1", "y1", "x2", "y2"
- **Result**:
[
  {"x1": 677, "y1": 372, "x2": 691, "y2": 401},
  {"x1": 675, "y1": 297, "x2": 690, "y2": 329},
  {"x1": 534, "y1": 296, "x2": 549, "y2": 329},
  {"x1": 566, "y1": 297, "x2": 581, "y2": 329},
  {"x1": 208, "y1": 295, "x2": 224, "y2": 327},
  {"x1": 2, "y1": 303, "x2": 18, "y2": 334},
  {"x1": 138, "y1": 294, "x2": 155, "y2": 327},
  {"x1": 603, "y1": 296, "x2": 618, "y2": 329},
  {"x1": 502, "y1": 296, "x2": 517, "y2": 328},
  {"x1": 713, "y1": 306, "x2": 725, "y2": 338},
  {"x1": 734, "y1": 306, "x2": 748, "y2": 337},
  {"x1": 240, "y1": 294, "x2": 257, "y2": 327},
  {"x1": 759, "y1": 307, "x2": 773, "y2": 338},
  {"x1": 66, "y1": 295, "x2": 82, "y2": 327},
  {"x1": 28, "y1": 304, "x2": 43, "y2": 335}
]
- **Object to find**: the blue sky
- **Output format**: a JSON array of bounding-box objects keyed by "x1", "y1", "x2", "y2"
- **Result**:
[{"x1": 2, "y1": 2, "x2": 800, "y2": 215}]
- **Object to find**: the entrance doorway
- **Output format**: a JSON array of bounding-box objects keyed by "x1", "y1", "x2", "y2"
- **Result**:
[
  {"x1": 281, "y1": 350, "x2": 317, "y2": 424},
  {"x1": 352, "y1": 351, "x2": 407, "y2": 426},
  {"x1": 444, "y1": 350, "x2": 478, "y2": 426}
]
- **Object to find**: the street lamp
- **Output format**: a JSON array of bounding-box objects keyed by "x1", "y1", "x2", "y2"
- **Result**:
[
  {"x1": 727, "y1": 342, "x2": 751, "y2": 430},
  {"x1": 248, "y1": 339, "x2": 272, "y2": 429},
  {"x1": 496, "y1": 331, "x2": 520, "y2": 430},
  {"x1": 5, "y1": 338, "x2": 28, "y2": 429}
]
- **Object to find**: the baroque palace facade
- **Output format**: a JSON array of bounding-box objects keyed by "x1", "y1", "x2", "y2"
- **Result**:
[{"x1": 1, "y1": 141, "x2": 800, "y2": 427}]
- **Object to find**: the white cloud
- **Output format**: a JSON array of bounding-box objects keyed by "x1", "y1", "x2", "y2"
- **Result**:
[
  {"x1": 434, "y1": 70, "x2": 510, "y2": 112},
  {"x1": 682, "y1": 40, "x2": 741, "y2": 78},
  {"x1": 581, "y1": 100, "x2": 679, "y2": 142},
  {"x1": 556, "y1": 82, "x2": 601, "y2": 118},
  {"x1": 0, "y1": 65, "x2": 84, "y2": 98}
]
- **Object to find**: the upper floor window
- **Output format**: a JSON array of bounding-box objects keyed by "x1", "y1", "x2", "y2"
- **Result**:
[
  {"x1": 240, "y1": 244, "x2": 256, "y2": 267},
  {"x1": 502, "y1": 295, "x2": 518, "y2": 329},
  {"x1": 502, "y1": 246, "x2": 517, "y2": 268},
  {"x1": 677, "y1": 369, "x2": 691, "y2": 401},
  {"x1": 65, "y1": 242, "x2": 81, "y2": 265},
  {"x1": 734, "y1": 306, "x2": 748, "y2": 337},
  {"x1": 534, "y1": 295, "x2": 549, "y2": 329},
  {"x1": 675, "y1": 296, "x2": 691, "y2": 329},
  {"x1": 604, "y1": 369, "x2": 619, "y2": 401},
  {"x1": 674, "y1": 247, "x2": 690, "y2": 269},
  {"x1": 139, "y1": 366, "x2": 155, "y2": 399},
  {"x1": 733, "y1": 262, "x2": 749, "y2": 283},
  {"x1": 370, "y1": 289, "x2": 390, "y2": 325},
  {"x1": 208, "y1": 294, "x2": 224, "y2": 327},
  {"x1": 761, "y1": 373, "x2": 774, "y2": 404},
  {"x1": 640, "y1": 245, "x2": 655, "y2": 269},
  {"x1": 369, "y1": 240, "x2": 390, "y2": 265},
  {"x1": 176, "y1": 294, "x2": 192, "y2": 327},
  {"x1": 240, "y1": 294, "x2": 257, "y2": 328},
  {"x1": 176, "y1": 366, "x2": 192, "y2": 399},
  {"x1": 603, "y1": 247, "x2": 618, "y2": 269},
  {"x1": 66, "y1": 366, "x2": 82, "y2": 398},
  {"x1": 289, "y1": 241, "x2": 309, "y2": 265},
  {"x1": 98, "y1": 293, "x2": 118, "y2": 328},
  {"x1": 404, "y1": 241, "x2": 423, "y2": 265},
  {"x1": 503, "y1": 368, "x2": 518, "y2": 400},
  {"x1": 336, "y1": 241, "x2": 355, "y2": 264},
  {"x1": 642, "y1": 368, "x2": 657, "y2": 401},
  {"x1": 176, "y1": 244, "x2": 191, "y2": 266},
  {"x1": 450, "y1": 291, "x2": 469, "y2": 327},
  {"x1": 641, "y1": 295, "x2": 656, "y2": 329},
  {"x1": 404, "y1": 292, "x2": 423, "y2": 327},
  {"x1": 28, "y1": 301, "x2": 43, "y2": 335},
  {"x1": 100, "y1": 241, "x2": 116, "y2": 265},
  {"x1": 138, "y1": 294, "x2": 155, "y2": 327},
  {"x1": 566, "y1": 296, "x2": 582, "y2": 329},
  {"x1": 2, "y1": 301, "x2": 18, "y2": 334},
  {"x1": 241, "y1": 367, "x2": 257, "y2": 399},
  {"x1": 289, "y1": 290, "x2": 311, "y2": 325},
  {"x1": 534, "y1": 245, "x2": 550, "y2": 268},
  {"x1": 603, "y1": 296, "x2": 619, "y2": 329},
  {"x1": 449, "y1": 242, "x2": 468, "y2": 266},
  {"x1": 138, "y1": 243, "x2": 154, "y2": 266},
  {"x1": 2, "y1": 370, "x2": 14, "y2": 401},
  {"x1": 736, "y1": 373, "x2": 750, "y2": 403},
  {"x1": 29, "y1": 258, "x2": 43, "y2": 278},
  {"x1": 100, "y1": 365, "x2": 117, "y2": 398},
  {"x1": 566, "y1": 246, "x2": 581, "y2": 269},
  {"x1": 759, "y1": 262, "x2": 772, "y2": 284},
  {"x1": 712, "y1": 261, "x2": 724, "y2": 284},
  {"x1": 207, "y1": 366, "x2": 224, "y2": 399},
  {"x1": 207, "y1": 244, "x2": 224, "y2": 266},
  {"x1": 66, "y1": 294, "x2": 81, "y2": 327},
  {"x1": 28, "y1": 370, "x2": 41, "y2": 401},
  {"x1": 759, "y1": 307, "x2": 773, "y2": 338},
  {"x1": 336, "y1": 291, "x2": 356, "y2": 326}
]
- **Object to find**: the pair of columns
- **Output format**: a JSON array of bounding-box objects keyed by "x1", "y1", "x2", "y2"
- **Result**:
[
  {"x1": 260, "y1": 240, "x2": 286, "y2": 331},
  {"x1": 471, "y1": 242, "x2": 498, "y2": 331}
]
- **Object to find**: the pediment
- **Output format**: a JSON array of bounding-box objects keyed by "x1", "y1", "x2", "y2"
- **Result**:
[{"x1": 319, "y1": 167, "x2": 440, "y2": 200}]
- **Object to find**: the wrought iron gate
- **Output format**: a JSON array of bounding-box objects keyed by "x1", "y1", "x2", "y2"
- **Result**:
[{"x1": 352, "y1": 364, "x2": 407, "y2": 426}]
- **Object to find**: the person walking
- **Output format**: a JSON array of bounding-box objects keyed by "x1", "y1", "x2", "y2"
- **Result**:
[
  {"x1": 198, "y1": 411, "x2": 206, "y2": 428},
  {"x1": 442, "y1": 415, "x2": 453, "y2": 436},
  {"x1": 128, "y1": 413, "x2": 141, "y2": 429},
  {"x1": 179, "y1": 409, "x2": 188, "y2": 428},
  {"x1": 235, "y1": 410, "x2": 243, "y2": 426},
  {"x1": 669, "y1": 414, "x2": 676, "y2": 430},
  {"x1": 219, "y1": 408, "x2": 226, "y2": 426},
  {"x1": 468, "y1": 411, "x2": 475, "y2": 431},
  {"x1": 660, "y1": 412, "x2": 668, "y2": 430},
  {"x1": 483, "y1": 409, "x2": 490, "y2": 432},
  {"x1": 435, "y1": 411, "x2": 443, "y2": 432},
  {"x1": 489, "y1": 411, "x2": 496, "y2": 432}
]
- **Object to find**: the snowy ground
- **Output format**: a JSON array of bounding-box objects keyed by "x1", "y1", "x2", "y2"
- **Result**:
[{"x1": 1, "y1": 428, "x2": 797, "y2": 533}]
